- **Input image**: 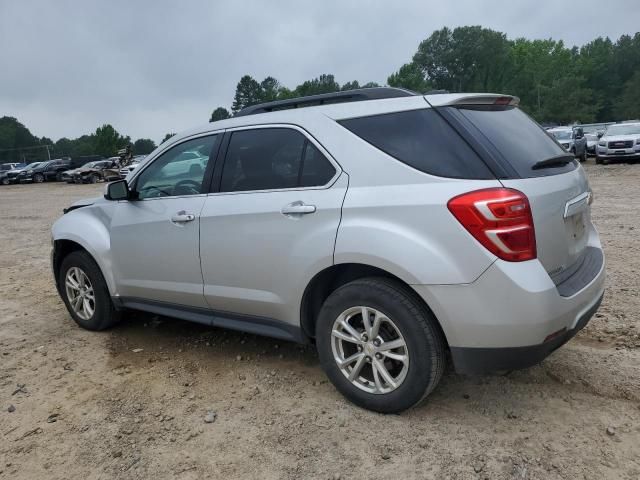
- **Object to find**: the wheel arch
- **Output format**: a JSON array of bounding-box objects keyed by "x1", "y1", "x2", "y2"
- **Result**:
[
  {"x1": 299, "y1": 262, "x2": 450, "y2": 348},
  {"x1": 52, "y1": 221, "x2": 116, "y2": 296}
]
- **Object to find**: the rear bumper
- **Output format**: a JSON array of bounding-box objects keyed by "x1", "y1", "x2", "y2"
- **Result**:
[
  {"x1": 412, "y1": 238, "x2": 605, "y2": 374},
  {"x1": 449, "y1": 292, "x2": 602, "y2": 374}
]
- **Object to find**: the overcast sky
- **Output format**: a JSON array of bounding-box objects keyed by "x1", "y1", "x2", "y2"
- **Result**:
[{"x1": 1, "y1": 0, "x2": 638, "y2": 143}]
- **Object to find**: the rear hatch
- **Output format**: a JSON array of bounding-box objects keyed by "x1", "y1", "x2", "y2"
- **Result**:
[{"x1": 430, "y1": 96, "x2": 591, "y2": 278}]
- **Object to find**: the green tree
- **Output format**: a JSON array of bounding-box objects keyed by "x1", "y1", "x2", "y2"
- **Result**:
[
  {"x1": 231, "y1": 75, "x2": 263, "y2": 113},
  {"x1": 614, "y1": 71, "x2": 640, "y2": 120},
  {"x1": 412, "y1": 26, "x2": 512, "y2": 92},
  {"x1": 260, "y1": 77, "x2": 281, "y2": 102},
  {"x1": 387, "y1": 63, "x2": 431, "y2": 92},
  {"x1": 133, "y1": 138, "x2": 156, "y2": 155},
  {"x1": 293, "y1": 74, "x2": 341, "y2": 97},
  {"x1": 341, "y1": 80, "x2": 360, "y2": 91},
  {"x1": 94, "y1": 124, "x2": 129, "y2": 157},
  {"x1": 161, "y1": 133, "x2": 176, "y2": 144},
  {"x1": 210, "y1": 107, "x2": 231, "y2": 122}
]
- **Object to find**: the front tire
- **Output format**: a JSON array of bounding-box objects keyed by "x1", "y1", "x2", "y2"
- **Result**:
[
  {"x1": 59, "y1": 251, "x2": 120, "y2": 331},
  {"x1": 33, "y1": 173, "x2": 44, "y2": 183},
  {"x1": 316, "y1": 277, "x2": 446, "y2": 413}
]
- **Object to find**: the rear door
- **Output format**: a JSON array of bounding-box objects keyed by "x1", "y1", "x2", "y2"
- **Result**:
[
  {"x1": 445, "y1": 104, "x2": 592, "y2": 277},
  {"x1": 199, "y1": 125, "x2": 346, "y2": 324}
]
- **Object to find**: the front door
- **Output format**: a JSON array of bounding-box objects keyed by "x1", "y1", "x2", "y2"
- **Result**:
[{"x1": 110, "y1": 133, "x2": 221, "y2": 308}]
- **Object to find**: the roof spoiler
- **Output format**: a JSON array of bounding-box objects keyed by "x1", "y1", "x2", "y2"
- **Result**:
[{"x1": 425, "y1": 93, "x2": 520, "y2": 107}]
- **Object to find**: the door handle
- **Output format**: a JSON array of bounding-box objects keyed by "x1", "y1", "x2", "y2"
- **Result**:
[
  {"x1": 281, "y1": 202, "x2": 316, "y2": 215},
  {"x1": 171, "y1": 211, "x2": 196, "y2": 223}
]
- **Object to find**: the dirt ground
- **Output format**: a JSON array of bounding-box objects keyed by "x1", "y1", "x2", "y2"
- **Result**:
[{"x1": 1, "y1": 160, "x2": 639, "y2": 480}]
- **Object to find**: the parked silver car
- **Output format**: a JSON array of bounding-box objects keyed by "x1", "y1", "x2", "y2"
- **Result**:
[
  {"x1": 548, "y1": 127, "x2": 588, "y2": 161},
  {"x1": 596, "y1": 122, "x2": 640, "y2": 164},
  {"x1": 51, "y1": 88, "x2": 605, "y2": 413}
]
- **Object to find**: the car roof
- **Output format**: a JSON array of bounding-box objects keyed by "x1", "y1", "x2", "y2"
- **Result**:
[{"x1": 164, "y1": 91, "x2": 520, "y2": 147}]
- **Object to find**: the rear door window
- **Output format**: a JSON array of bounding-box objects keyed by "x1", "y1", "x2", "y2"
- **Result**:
[
  {"x1": 220, "y1": 128, "x2": 336, "y2": 192},
  {"x1": 339, "y1": 109, "x2": 494, "y2": 179}
]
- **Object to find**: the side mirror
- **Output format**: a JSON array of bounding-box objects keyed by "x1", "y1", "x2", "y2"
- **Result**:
[{"x1": 104, "y1": 179, "x2": 130, "y2": 201}]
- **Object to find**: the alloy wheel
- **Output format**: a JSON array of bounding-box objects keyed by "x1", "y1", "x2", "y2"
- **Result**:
[
  {"x1": 331, "y1": 306, "x2": 409, "y2": 394},
  {"x1": 65, "y1": 267, "x2": 95, "y2": 320}
]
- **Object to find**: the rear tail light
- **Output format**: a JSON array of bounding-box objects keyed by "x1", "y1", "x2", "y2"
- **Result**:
[{"x1": 447, "y1": 188, "x2": 537, "y2": 262}]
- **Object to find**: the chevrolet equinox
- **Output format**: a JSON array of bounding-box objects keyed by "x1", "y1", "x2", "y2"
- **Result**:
[{"x1": 51, "y1": 88, "x2": 605, "y2": 413}]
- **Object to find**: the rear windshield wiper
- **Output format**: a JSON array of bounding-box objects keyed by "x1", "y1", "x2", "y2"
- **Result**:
[{"x1": 531, "y1": 154, "x2": 574, "y2": 170}]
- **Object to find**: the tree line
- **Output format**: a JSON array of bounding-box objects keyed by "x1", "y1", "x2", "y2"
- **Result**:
[
  {"x1": 212, "y1": 27, "x2": 640, "y2": 125},
  {"x1": 0, "y1": 116, "x2": 157, "y2": 163},
  {"x1": 2, "y1": 26, "x2": 639, "y2": 163}
]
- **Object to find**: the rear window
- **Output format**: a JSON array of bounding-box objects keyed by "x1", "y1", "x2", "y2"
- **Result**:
[
  {"x1": 339, "y1": 109, "x2": 494, "y2": 179},
  {"x1": 455, "y1": 106, "x2": 576, "y2": 178}
]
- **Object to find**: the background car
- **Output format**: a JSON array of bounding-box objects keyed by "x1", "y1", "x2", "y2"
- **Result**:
[
  {"x1": 585, "y1": 133, "x2": 599, "y2": 155},
  {"x1": 0, "y1": 163, "x2": 26, "y2": 185},
  {"x1": 548, "y1": 126, "x2": 588, "y2": 161},
  {"x1": 72, "y1": 160, "x2": 118, "y2": 183},
  {"x1": 596, "y1": 122, "x2": 640, "y2": 164},
  {"x1": 119, "y1": 156, "x2": 146, "y2": 178},
  {"x1": 8, "y1": 162, "x2": 42, "y2": 184},
  {"x1": 17, "y1": 159, "x2": 73, "y2": 182}
]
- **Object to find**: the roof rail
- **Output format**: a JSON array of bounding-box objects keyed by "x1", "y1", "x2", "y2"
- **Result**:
[{"x1": 234, "y1": 87, "x2": 417, "y2": 117}]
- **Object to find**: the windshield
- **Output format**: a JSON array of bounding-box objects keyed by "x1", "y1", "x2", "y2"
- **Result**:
[
  {"x1": 25, "y1": 162, "x2": 42, "y2": 170},
  {"x1": 550, "y1": 130, "x2": 572, "y2": 140},
  {"x1": 605, "y1": 124, "x2": 640, "y2": 136},
  {"x1": 0, "y1": 164, "x2": 14, "y2": 171}
]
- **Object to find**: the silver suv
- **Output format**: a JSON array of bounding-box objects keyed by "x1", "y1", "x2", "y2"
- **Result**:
[{"x1": 51, "y1": 88, "x2": 605, "y2": 413}]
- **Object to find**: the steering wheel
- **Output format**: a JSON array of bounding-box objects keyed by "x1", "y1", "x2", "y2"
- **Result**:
[{"x1": 173, "y1": 179, "x2": 201, "y2": 196}]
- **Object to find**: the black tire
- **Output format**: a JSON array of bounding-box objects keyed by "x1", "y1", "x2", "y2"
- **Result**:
[
  {"x1": 1, "y1": 177, "x2": 9, "y2": 186},
  {"x1": 316, "y1": 277, "x2": 446, "y2": 413},
  {"x1": 56, "y1": 172, "x2": 63, "y2": 182},
  {"x1": 88, "y1": 174, "x2": 98, "y2": 184},
  {"x1": 33, "y1": 173, "x2": 45, "y2": 183},
  {"x1": 602, "y1": 157, "x2": 610, "y2": 165},
  {"x1": 595, "y1": 156, "x2": 602, "y2": 165},
  {"x1": 59, "y1": 250, "x2": 120, "y2": 331}
]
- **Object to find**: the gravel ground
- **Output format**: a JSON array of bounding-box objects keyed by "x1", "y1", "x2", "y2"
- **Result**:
[{"x1": 1, "y1": 160, "x2": 639, "y2": 479}]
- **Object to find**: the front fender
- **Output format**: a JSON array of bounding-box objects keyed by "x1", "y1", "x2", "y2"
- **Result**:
[{"x1": 52, "y1": 205, "x2": 117, "y2": 295}]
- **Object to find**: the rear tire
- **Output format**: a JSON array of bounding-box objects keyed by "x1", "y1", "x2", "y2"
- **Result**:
[
  {"x1": 316, "y1": 277, "x2": 446, "y2": 413},
  {"x1": 59, "y1": 251, "x2": 120, "y2": 331}
]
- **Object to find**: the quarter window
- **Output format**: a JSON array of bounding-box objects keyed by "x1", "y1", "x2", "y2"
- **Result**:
[
  {"x1": 135, "y1": 135, "x2": 218, "y2": 199},
  {"x1": 339, "y1": 109, "x2": 494, "y2": 179},
  {"x1": 220, "y1": 128, "x2": 336, "y2": 192}
]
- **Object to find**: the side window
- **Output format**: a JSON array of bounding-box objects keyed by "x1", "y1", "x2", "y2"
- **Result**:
[
  {"x1": 220, "y1": 128, "x2": 335, "y2": 192},
  {"x1": 339, "y1": 109, "x2": 494, "y2": 179},
  {"x1": 135, "y1": 135, "x2": 218, "y2": 199},
  {"x1": 300, "y1": 142, "x2": 336, "y2": 187}
]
